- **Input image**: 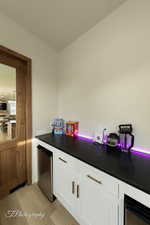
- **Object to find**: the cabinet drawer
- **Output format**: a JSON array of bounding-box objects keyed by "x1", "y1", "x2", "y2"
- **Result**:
[
  {"x1": 54, "y1": 150, "x2": 77, "y2": 171},
  {"x1": 79, "y1": 162, "x2": 119, "y2": 197}
]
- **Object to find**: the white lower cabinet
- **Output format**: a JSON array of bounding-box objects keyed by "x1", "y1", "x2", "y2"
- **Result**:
[
  {"x1": 78, "y1": 173, "x2": 118, "y2": 225},
  {"x1": 53, "y1": 152, "x2": 78, "y2": 214},
  {"x1": 53, "y1": 150, "x2": 119, "y2": 225}
]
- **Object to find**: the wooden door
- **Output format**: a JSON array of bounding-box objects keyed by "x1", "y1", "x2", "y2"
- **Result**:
[{"x1": 0, "y1": 46, "x2": 32, "y2": 199}]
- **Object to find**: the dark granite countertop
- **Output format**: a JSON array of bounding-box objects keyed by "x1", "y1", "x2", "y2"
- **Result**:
[{"x1": 36, "y1": 133, "x2": 150, "y2": 195}]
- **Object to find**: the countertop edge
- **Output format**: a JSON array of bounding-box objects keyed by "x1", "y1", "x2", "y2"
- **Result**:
[{"x1": 36, "y1": 135, "x2": 150, "y2": 196}]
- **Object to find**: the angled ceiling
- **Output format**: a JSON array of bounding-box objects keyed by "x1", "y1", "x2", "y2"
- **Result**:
[{"x1": 0, "y1": 0, "x2": 126, "y2": 51}]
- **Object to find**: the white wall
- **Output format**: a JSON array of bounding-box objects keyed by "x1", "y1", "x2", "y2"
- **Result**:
[
  {"x1": 2, "y1": 0, "x2": 150, "y2": 183},
  {"x1": 58, "y1": 0, "x2": 150, "y2": 150},
  {"x1": 0, "y1": 11, "x2": 58, "y2": 136},
  {"x1": 0, "y1": 11, "x2": 58, "y2": 182}
]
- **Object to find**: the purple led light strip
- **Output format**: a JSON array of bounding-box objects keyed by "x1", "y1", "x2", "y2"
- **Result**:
[
  {"x1": 78, "y1": 134, "x2": 150, "y2": 155},
  {"x1": 78, "y1": 133, "x2": 93, "y2": 140},
  {"x1": 131, "y1": 147, "x2": 150, "y2": 155}
]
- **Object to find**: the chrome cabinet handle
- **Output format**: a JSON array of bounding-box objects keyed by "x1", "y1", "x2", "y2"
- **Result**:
[
  {"x1": 77, "y1": 185, "x2": 80, "y2": 199},
  {"x1": 58, "y1": 157, "x2": 67, "y2": 163},
  {"x1": 87, "y1": 175, "x2": 102, "y2": 184},
  {"x1": 72, "y1": 181, "x2": 75, "y2": 194}
]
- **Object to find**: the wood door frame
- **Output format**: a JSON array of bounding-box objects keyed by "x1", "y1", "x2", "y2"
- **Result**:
[{"x1": 0, "y1": 45, "x2": 32, "y2": 185}]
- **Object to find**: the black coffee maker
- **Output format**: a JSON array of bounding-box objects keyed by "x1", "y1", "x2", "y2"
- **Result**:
[{"x1": 119, "y1": 124, "x2": 134, "y2": 152}]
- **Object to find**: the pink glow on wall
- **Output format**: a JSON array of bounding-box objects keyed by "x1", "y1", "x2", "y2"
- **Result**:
[
  {"x1": 77, "y1": 134, "x2": 150, "y2": 155},
  {"x1": 132, "y1": 147, "x2": 150, "y2": 155},
  {"x1": 78, "y1": 133, "x2": 93, "y2": 140}
]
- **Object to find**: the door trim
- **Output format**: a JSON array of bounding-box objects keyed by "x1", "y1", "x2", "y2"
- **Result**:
[{"x1": 0, "y1": 45, "x2": 32, "y2": 185}]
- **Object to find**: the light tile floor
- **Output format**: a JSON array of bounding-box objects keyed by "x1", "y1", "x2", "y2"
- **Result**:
[{"x1": 0, "y1": 184, "x2": 79, "y2": 225}]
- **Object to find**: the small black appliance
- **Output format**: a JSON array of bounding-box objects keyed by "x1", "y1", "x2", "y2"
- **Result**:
[
  {"x1": 107, "y1": 133, "x2": 120, "y2": 148},
  {"x1": 119, "y1": 124, "x2": 134, "y2": 152}
]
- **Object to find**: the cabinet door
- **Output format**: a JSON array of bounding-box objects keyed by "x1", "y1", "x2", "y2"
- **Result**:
[
  {"x1": 79, "y1": 173, "x2": 118, "y2": 225},
  {"x1": 53, "y1": 152, "x2": 77, "y2": 212}
]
